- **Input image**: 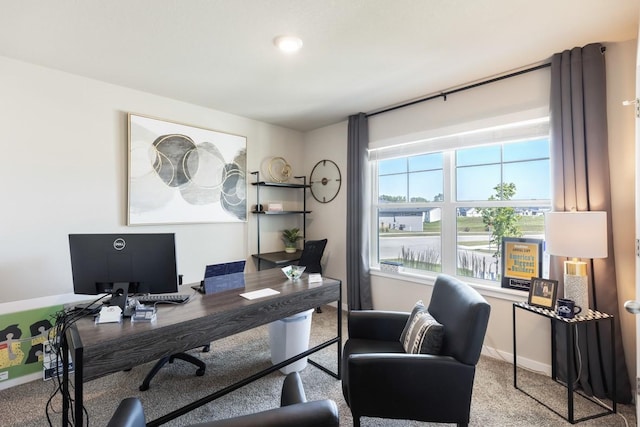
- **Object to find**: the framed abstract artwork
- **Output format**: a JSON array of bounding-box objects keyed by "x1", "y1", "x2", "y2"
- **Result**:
[{"x1": 127, "y1": 114, "x2": 247, "y2": 225}]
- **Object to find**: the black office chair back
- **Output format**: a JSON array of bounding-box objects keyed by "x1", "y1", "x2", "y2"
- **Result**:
[{"x1": 297, "y1": 239, "x2": 327, "y2": 274}]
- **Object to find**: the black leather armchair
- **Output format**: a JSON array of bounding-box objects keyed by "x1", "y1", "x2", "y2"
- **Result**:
[
  {"x1": 341, "y1": 274, "x2": 491, "y2": 427},
  {"x1": 107, "y1": 372, "x2": 339, "y2": 427}
]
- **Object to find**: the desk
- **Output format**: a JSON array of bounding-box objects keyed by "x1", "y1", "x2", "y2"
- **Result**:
[
  {"x1": 512, "y1": 302, "x2": 616, "y2": 423},
  {"x1": 252, "y1": 250, "x2": 302, "y2": 270},
  {"x1": 62, "y1": 268, "x2": 341, "y2": 426}
]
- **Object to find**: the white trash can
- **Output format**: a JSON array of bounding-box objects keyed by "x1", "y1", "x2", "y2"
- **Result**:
[{"x1": 268, "y1": 309, "x2": 314, "y2": 374}]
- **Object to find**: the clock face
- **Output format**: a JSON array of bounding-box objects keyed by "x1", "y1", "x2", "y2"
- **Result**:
[{"x1": 310, "y1": 159, "x2": 341, "y2": 203}]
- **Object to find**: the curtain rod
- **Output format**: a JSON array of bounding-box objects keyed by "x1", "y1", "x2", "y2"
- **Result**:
[{"x1": 366, "y1": 62, "x2": 551, "y2": 118}]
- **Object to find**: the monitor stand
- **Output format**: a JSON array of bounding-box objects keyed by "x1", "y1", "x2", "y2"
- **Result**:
[{"x1": 109, "y1": 282, "x2": 132, "y2": 317}]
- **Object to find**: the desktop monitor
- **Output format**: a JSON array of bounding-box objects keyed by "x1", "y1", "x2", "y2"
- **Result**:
[{"x1": 68, "y1": 233, "x2": 178, "y2": 296}]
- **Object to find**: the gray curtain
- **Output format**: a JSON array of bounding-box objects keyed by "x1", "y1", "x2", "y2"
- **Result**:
[
  {"x1": 346, "y1": 113, "x2": 372, "y2": 310},
  {"x1": 550, "y1": 43, "x2": 631, "y2": 403}
]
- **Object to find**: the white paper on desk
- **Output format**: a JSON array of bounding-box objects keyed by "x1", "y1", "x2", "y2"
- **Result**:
[
  {"x1": 308, "y1": 273, "x2": 322, "y2": 283},
  {"x1": 96, "y1": 306, "x2": 122, "y2": 323},
  {"x1": 240, "y1": 288, "x2": 280, "y2": 300}
]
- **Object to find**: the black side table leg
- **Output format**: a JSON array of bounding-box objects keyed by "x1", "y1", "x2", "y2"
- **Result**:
[
  {"x1": 610, "y1": 317, "x2": 617, "y2": 413},
  {"x1": 551, "y1": 319, "x2": 557, "y2": 380},
  {"x1": 566, "y1": 323, "x2": 575, "y2": 423},
  {"x1": 512, "y1": 304, "x2": 517, "y2": 389}
]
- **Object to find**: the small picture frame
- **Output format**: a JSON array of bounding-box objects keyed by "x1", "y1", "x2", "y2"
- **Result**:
[{"x1": 527, "y1": 277, "x2": 558, "y2": 309}]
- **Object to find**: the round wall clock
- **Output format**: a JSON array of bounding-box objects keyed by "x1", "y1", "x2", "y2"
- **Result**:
[{"x1": 310, "y1": 159, "x2": 341, "y2": 203}]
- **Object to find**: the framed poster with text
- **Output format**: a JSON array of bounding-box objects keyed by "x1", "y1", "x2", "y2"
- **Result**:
[{"x1": 501, "y1": 237, "x2": 543, "y2": 291}]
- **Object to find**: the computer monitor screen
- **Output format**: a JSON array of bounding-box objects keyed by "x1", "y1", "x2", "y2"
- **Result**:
[{"x1": 68, "y1": 233, "x2": 178, "y2": 295}]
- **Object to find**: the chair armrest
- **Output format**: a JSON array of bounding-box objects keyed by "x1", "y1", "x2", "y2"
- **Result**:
[
  {"x1": 346, "y1": 354, "x2": 475, "y2": 420},
  {"x1": 280, "y1": 372, "x2": 307, "y2": 406},
  {"x1": 107, "y1": 377, "x2": 337, "y2": 427},
  {"x1": 348, "y1": 310, "x2": 409, "y2": 341},
  {"x1": 106, "y1": 397, "x2": 146, "y2": 427},
  {"x1": 193, "y1": 400, "x2": 339, "y2": 427}
]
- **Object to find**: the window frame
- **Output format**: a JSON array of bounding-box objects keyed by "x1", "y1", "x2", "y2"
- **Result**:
[{"x1": 369, "y1": 117, "x2": 551, "y2": 288}]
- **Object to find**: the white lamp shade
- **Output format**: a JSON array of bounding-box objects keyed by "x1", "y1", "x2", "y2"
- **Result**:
[{"x1": 544, "y1": 211, "x2": 607, "y2": 259}]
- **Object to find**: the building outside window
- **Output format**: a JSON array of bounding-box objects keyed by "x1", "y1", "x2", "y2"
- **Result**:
[{"x1": 371, "y1": 117, "x2": 550, "y2": 286}]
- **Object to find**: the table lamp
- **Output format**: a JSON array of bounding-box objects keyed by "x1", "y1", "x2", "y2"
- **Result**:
[{"x1": 544, "y1": 211, "x2": 607, "y2": 311}]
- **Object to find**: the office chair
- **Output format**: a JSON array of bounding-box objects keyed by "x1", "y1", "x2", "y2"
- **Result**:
[
  {"x1": 108, "y1": 372, "x2": 339, "y2": 427},
  {"x1": 139, "y1": 344, "x2": 210, "y2": 391},
  {"x1": 297, "y1": 239, "x2": 327, "y2": 313},
  {"x1": 296, "y1": 239, "x2": 327, "y2": 274}
]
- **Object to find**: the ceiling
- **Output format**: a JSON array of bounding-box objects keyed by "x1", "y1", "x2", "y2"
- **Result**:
[{"x1": 0, "y1": 1, "x2": 637, "y2": 132}]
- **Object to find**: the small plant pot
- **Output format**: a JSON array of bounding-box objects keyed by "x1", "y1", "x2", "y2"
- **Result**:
[{"x1": 284, "y1": 247, "x2": 297, "y2": 254}]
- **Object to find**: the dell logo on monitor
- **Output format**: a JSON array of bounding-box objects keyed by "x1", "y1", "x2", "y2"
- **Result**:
[{"x1": 113, "y1": 238, "x2": 126, "y2": 251}]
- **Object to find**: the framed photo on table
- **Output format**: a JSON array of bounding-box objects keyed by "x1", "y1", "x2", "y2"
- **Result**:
[
  {"x1": 528, "y1": 277, "x2": 558, "y2": 309},
  {"x1": 501, "y1": 237, "x2": 543, "y2": 291}
]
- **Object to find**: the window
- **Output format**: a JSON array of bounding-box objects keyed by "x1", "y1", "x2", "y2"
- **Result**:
[{"x1": 371, "y1": 118, "x2": 550, "y2": 286}]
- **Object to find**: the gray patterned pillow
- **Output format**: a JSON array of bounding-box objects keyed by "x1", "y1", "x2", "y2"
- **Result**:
[{"x1": 400, "y1": 300, "x2": 444, "y2": 355}]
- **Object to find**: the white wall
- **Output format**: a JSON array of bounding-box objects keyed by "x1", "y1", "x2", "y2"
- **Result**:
[
  {"x1": 305, "y1": 40, "x2": 637, "y2": 378},
  {"x1": 303, "y1": 121, "x2": 349, "y2": 301},
  {"x1": 368, "y1": 67, "x2": 550, "y2": 145},
  {"x1": 0, "y1": 55, "x2": 304, "y2": 305},
  {"x1": 607, "y1": 38, "x2": 639, "y2": 389}
]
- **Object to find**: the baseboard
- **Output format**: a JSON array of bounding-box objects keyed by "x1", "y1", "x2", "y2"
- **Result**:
[
  {"x1": 481, "y1": 345, "x2": 551, "y2": 376},
  {"x1": 0, "y1": 371, "x2": 42, "y2": 391}
]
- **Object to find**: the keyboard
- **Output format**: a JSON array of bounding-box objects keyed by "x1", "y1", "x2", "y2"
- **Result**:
[{"x1": 135, "y1": 294, "x2": 190, "y2": 304}]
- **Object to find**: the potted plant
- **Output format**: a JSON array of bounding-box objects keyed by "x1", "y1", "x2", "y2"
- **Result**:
[{"x1": 282, "y1": 228, "x2": 303, "y2": 253}]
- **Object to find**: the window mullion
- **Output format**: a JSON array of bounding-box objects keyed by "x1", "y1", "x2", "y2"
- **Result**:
[
  {"x1": 441, "y1": 151, "x2": 456, "y2": 274},
  {"x1": 370, "y1": 160, "x2": 380, "y2": 266}
]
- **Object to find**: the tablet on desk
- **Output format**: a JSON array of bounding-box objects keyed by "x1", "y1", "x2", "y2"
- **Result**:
[{"x1": 194, "y1": 260, "x2": 246, "y2": 295}]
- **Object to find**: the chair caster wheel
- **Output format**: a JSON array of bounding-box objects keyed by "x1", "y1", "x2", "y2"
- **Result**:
[
  {"x1": 139, "y1": 384, "x2": 149, "y2": 391},
  {"x1": 196, "y1": 368, "x2": 205, "y2": 376}
]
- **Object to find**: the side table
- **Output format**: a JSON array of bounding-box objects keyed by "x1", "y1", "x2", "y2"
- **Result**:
[{"x1": 512, "y1": 302, "x2": 616, "y2": 423}]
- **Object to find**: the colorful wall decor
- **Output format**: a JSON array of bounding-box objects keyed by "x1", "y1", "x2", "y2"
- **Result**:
[{"x1": 0, "y1": 305, "x2": 62, "y2": 383}]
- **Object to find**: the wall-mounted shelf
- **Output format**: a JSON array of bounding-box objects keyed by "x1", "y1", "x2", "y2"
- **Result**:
[
  {"x1": 252, "y1": 210, "x2": 311, "y2": 215},
  {"x1": 252, "y1": 181, "x2": 308, "y2": 189},
  {"x1": 250, "y1": 171, "x2": 310, "y2": 270}
]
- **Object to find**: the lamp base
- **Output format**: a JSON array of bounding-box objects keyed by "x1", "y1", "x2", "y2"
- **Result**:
[{"x1": 564, "y1": 273, "x2": 588, "y2": 313}]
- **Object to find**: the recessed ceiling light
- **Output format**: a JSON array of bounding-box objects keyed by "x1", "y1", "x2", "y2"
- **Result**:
[{"x1": 274, "y1": 35, "x2": 303, "y2": 54}]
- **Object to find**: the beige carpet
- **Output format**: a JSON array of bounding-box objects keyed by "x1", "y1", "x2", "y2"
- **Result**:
[{"x1": 0, "y1": 306, "x2": 635, "y2": 426}]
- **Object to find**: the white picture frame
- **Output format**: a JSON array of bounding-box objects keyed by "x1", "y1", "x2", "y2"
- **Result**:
[{"x1": 128, "y1": 113, "x2": 247, "y2": 225}]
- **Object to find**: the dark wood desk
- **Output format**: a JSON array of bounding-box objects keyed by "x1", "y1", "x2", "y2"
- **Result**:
[{"x1": 62, "y1": 268, "x2": 342, "y2": 426}]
